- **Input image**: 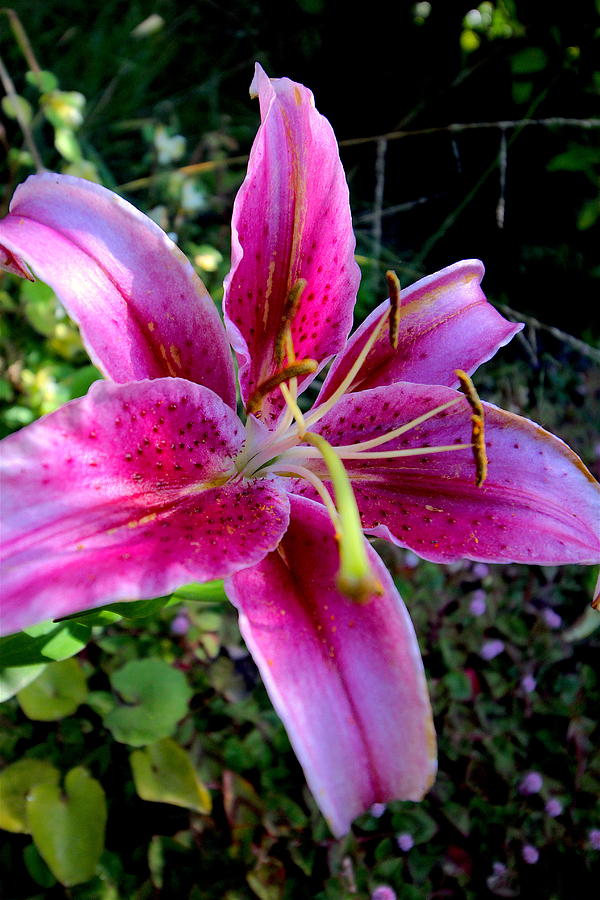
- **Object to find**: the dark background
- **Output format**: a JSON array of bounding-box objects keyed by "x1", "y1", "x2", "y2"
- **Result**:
[{"x1": 3, "y1": 0, "x2": 599, "y2": 338}]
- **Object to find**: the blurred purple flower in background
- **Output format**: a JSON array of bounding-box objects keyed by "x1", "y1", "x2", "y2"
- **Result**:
[
  {"x1": 170, "y1": 612, "x2": 190, "y2": 636},
  {"x1": 369, "y1": 803, "x2": 386, "y2": 818},
  {"x1": 518, "y1": 772, "x2": 543, "y2": 795},
  {"x1": 472, "y1": 562, "x2": 489, "y2": 578},
  {"x1": 469, "y1": 589, "x2": 487, "y2": 616},
  {"x1": 521, "y1": 844, "x2": 539, "y2": 864},
  {"x1": 396, "y1": 833, "x2": 414, "y2": 852},
  {"x1": 545, "y1": 799, "x2": 563, "y2": 817},
  {"x1": 589, "y1": 829, "x2": 600, "y2": 850},
  {"x1": 521, "y1": 674, "x2": 537, "y2": 694},
  {"x1": 371, "y1": 887, "x2": 397, "y2": 900},
  {"x1": 542, "y1": 608, "x2": 563, "y2": 629},
  {"x1": 480, "y1": 639, "x2": 505, "y2": 660}
]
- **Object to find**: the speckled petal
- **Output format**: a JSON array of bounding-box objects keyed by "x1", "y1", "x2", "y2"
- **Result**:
[
  {"x1": 0, "y1": 379, "x2": 289, "y2": 635},
  {"x1": 296, "y1": 384, "x2": 600, "y2": 565},
  {"x1": 0, "y1": 173, "x2": 235, "y2": 407},
  {"x1": 227, "y1": 495, "x2": 436, "y2": 838},
  {"x1": 223, "y1": 64, "x2": 360, "y2": 424},
  {"x1": 317, "y1": 260, "x2": 522, "y2": 403}
]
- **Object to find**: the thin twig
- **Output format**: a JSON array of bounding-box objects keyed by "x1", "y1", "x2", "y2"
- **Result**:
[
  {"x1": 1, "y1": 8, "x2": 43, "y2": 82},
  {"x1": 0, "y1": 50, "x2": 44, "y2": 171},
  {"x1": 496, "y1": 128, "x2": 507, "y2": 229},
  {"x1": 496, "y1": 303, "x2": 600, "y2": 363},
  {"x1": 339, "y1": 117, "x2": 600, "y2": 148},
  {"x1": 117, "y1": 118, "x2": 599, "y2": 192},
  {"x1": 371, "y1": 137, "x2": 387, "y2": 295}
]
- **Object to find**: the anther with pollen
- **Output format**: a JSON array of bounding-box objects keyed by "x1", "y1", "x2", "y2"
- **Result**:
[
  {"x1": 274, "y1": 278, "x2": 307, "y2": 364},
  {"x1": 246, "y1": 359, "x2": 318, "y2": 415},
  {"x1": 386, "y1": 270, "x2": 402, "y2": 350},
  {"x1": 456, "y1": 369, "x2": 488, "y2": 487}
]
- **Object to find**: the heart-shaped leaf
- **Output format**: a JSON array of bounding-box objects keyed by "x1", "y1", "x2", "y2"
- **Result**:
[
  {"x1": 0, "y1": 759, "x2": 60, "y2": 833},
  {"x1": 130, "y1": 737, "x2": 211, "y2": 813},
  {"x1": 104, "y1": 658, "x2": 191, "y2": 747},
  {"x1": 0, "y1": 664, "x2": 46, "y2": 703},
  {"x1": 27, "y1": 767, "x2": 106, "y2": 887},
  {"x1": 17, "y1": 658, "x2": 87, "y2": 721}
]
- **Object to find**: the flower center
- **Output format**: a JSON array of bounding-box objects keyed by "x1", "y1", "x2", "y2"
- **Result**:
[{"x1": 236, "y1": 281, "x2": 488, "y2": 602}]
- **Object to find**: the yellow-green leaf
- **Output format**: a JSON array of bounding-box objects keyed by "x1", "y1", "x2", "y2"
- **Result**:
[
  {"x1": 27, "y1": 767, "x2": 107, "y2": 887},
  {"x1": 0, "y1": 759, "x2": 60, "y2": 833},
  {"x1": 17, "y1": 658, "x2": 87, "y2": 721},
  {"x1": 130, "y1": 738, "x2": 211, "y2": 813}
]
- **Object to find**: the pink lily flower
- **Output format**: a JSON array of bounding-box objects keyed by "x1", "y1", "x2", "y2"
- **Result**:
[{"x1": 1, "y1": 65, "x2": 599, "y2": 837}]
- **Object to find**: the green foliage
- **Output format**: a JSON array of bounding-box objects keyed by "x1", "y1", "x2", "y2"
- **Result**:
[
  {"x1": 0, "y1": 3, "x2": 599, "y2": 897},
  {"x1": 130, "y1": 737, "x2": 212, "y2": 813},
  {"x1": 26, "y1": 767, "x2": 107, "y2": 886},
  {"x1": 16, "y1": 658, "x2": 88, "y2": 721},
  {"x1": 103, "y1": 658, "x2": 192, "y2": 746}
]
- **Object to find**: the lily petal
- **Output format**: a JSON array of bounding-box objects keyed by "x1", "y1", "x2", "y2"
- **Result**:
[
  {"x1": 0, "y1": 173, "x2": 236, "y2": 407},
  {"x1": 317, "y1": 260, "x2": 522, "y2": 402},
  {"x1": 297, "y1": 384, "x2": 600, "y2": 565},
  {"x1": 0, "y1": 379, "x2": 289, "y2": 635},
  {"x1": 224, "y1": 64, "x2": 360, "y2": 423},
  {"x1": 226, "y1": 495, "x2": 436, "y2": 838}
]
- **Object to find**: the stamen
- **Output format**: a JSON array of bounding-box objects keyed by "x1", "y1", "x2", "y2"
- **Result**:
[
  {"x1": 301, "y1": 443, "x2": 472, "y2": 461},
  {"x1": 456, "y1": 369, "x2": 488, "y2": 486},
  {"x1": 331, "y1": 397, "x2": 463, "y2": 453},
  {"x1": 386, "y1": 270, "x2": 401, "y2": 349},
  {"x1": 280, "y1": 382, "x2": 306, "y2": 435},
  {"x1": 269, "y1": 462, "x2": 340, "y2": 529},
  {"x1": 246, "y1": 358, "x2": 317, "y2": 415},
  {"x1": 302, "y1": 431, "x2": 383, "y2": 604},
  {"x1": 274, "y1": 278, "x2": 307, "y2": 364},
  {"x1": 305, "y1": 306, "x2": 391, "y2": 428}
]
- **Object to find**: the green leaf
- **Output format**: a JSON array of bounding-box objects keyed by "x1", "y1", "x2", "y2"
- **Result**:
[
  {"x1": 130, "y1": 737, "x2": 211, "y2": 813},
  {"x1": 1, "y1": 94, "x2": 33, "y2": 123},
  {"x1": 444, "y1": 671, "x2": 473, "y2": 700},
  {"x1": 0, "y1": 664, "x2": 46, "y2": 702},
  {"x1": 17, "y1": 658, "x2": 88, "y2": 721},
  {"x1": 511, "y1": 46, "x2": 547, "y2": 74},
  {"x1": 26, "y1": 69, "x2": 59, "y2": 92},
  {"x1": 104, "y1": 594, "x2": 173, "y2": 619},
  {"x1": 0, "y1": 619, "x2": 91, "y2": 667},
  {"x1": 247, "y1": 859, "x2": 285, "y2": 900},
  {"x1": 55, "y1": 127, "x2": 82, "y2": 163},
  {"x1": 20, "y1": 279, "x2": 57, "y2": 336},
  {"x1": 104, "y1": 658, "x2": 192, "y2": 746},
  {"x1": 171, "y1": 580, "x2": 227, "y2": 603},
  {"x1": 27, "y1": 767, "x2": 107, "y2": 887},
  {"x1": 23, "y1": 842, "x2": 57, "y2": 888},
  {"x1": 563, "y1": 605, "x2": 600, "y2": 642},
  {"x1": 0, "y1": 759, "x2": 60, "y2": 833}
]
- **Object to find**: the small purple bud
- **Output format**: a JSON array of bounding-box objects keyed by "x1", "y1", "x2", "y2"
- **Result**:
[
  {"x1": 480, "y1": 639, "x2": 504, "y2": 660},
  {"x1": 542, "y1": 608, "x2": 562, "y2": 629},
  {"x1": 521, "y1": 844, "x2": 539, "y2": 864},
  {"x1": 404, "y1": 550, "x2": 420, "y2": 568},
  {"x1": 396, "y1": 832, "x2": 414, "y2": 852},
  {"x1": 371, "y1": 888, "x2": 397, "y2": 900},
  {"x1": 492, "y1": 862, "x2": 506, "y2": 875},
  {"x1": 521, "y1": 674, "x2": 537, "y2": 694},
  {"x1": 369, "y1": 802, "x2": 386, "y2": 818},
  {"x1": 589, "y1": 829, "x2": 600, "y2": 850},
  {"x1": 472, "y1": 562, "x2": 489, "y2": 578},
  {"x1": 170, "y1": 612, "x2": 190, "y2": 636},
  {"x1": 519, "y1": 772, "x2": 543, "y2": 795},
  {"x1": 469, "y1": 589, "x2": 487, "y2": 616},
  {"x1": 545, "y1": 799, "x2": 563, "y2": 818}
]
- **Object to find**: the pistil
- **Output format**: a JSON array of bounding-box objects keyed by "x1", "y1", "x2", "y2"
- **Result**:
[{"x1": 301, "y1": 430, "x2": 383, "y2": 603}]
